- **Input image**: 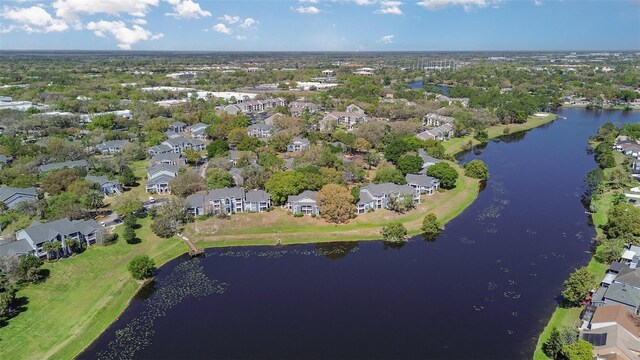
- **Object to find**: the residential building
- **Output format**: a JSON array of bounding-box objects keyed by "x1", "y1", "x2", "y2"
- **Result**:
[
  {"x1": 406, "y1": 174, "x2": 440, "y2": 195},
  {"x1": 247, "y1": 124, "x2": 273, "y2": 138},
  {"x1": 287, "y1": 137, "x2": 310, "y2": 152},
  {"x1": 188, "y1": 123, "x2": 208, "y2": 139},
  {"x1": 417, "y1": 148, "x2": 442, "y2": 171},
  {"x1": 169, "y1": 121, "x2": 187, "y2": 133},
  {"x1": 151, "y1": 152, "x2": 184, "y2": 166},
  {"x1": 148, "y1": 136, "x2": 205, "y2": 155},
  {"x1": 289, "y1": 101, "x2": 320, "y2": 117},
  {"x1": 186, "y1": 188, "x2": 271, "y2": 216},
  {"x1": 424, "y1": 113, "x2": 455, "y2": 127},
  {"x1": 96, "y1": 140, "x2": 129, "y2": 155},
  {"x1": 0, "y1": 186, "x2": 38, "y2": 209},
  {"x1": 357, "y1": 183, "x2": 420, "y2": 214},
  {"x1": 286, "y1": 191, "x2": 319, "y2": 216},
  {"x1": 145, "y1": 163, "x2": 179, "y2": 194},
  {"x1": 39, "y1": 160, "x2": 88, "y2": 173},
  {"x1": 85, "y1": 175, "x2": 122, "y2": 196},
  {"x1": 0, "y1": 218, "x2": 99, "y2": 258},
  {"x1": 416, "y1": 123, "x2": 455, "y2": 141},
  {"x1": 236, "y1": 98, "x2": 286, "y2": 113},
  {"x1": 581, "y1": 304, "x2": 640, "y2": 360}
]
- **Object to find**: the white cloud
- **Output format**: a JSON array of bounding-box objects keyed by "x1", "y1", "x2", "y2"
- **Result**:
[
  {"x1": 213, "y1": 23, "x2": 232, "y2": 34},
  {"x1": 533, "y1": 0, "x2": 542, "y2": 5},
  {"x1": 236, "y1": 35, "x2": 247, "y2": 40},
  {"x1": 239, "y1": 17, "x2": 258, "y2": 28},
  {"x1": 85, "y1": 20, "x2": 163, "y2": 50},
  {"x1": 1, "y1": 5, "x2": 69, "y2": 33},
  {"x1": 375, "y1": 1, "x2": 403, "y2": 15},
  {"x1": 52, "y1": 0, "x2": 160, "y2": 20},
  {"x1": 165, "y1": 0, "x2": 211, "y2": 19},
  {"x1": 131, "y1": 18, "x2": 147, "y2": 25},
  {"x1": 219, "y1": 14, "x2": 240, "y2": 24},
  {"x1": 294, "y1": 6, "x2": 321, "y2": 14},
  {"x1": 351, "y1": 0, "x2": 377, "y2": 5},
  {"x1": 298, "y1": 0, "x2": 319, "y2": 3},
  {"x1": 379, "y1": 34, "x2": 394, "y2": 43},
  {"x1": 417, "y1": 0, "x2": 499, "y2": 11}
]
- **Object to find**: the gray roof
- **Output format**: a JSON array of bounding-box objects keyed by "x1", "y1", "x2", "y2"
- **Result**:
[
  {"x1": 604, "y1": 283, "x2": 640, "y2": 308},
  {"x1": 614, "y1": 268, "x2": 640, "y2": 288},
  {"x1": 189, "y1": 123, "x2": 208, "y2": 131},
  {"x1": 290, "y1": 137, "x2": 310, "y2": 146},
  {"x1": 0, "y1": 239, "x2": 35, "y2": 256},
  {"x1": 357, "y1": 189, "x2": 375, "y2": 206},
  {"x1": 151, "y1": 152, "x2": 181, "y2": 162},
  {"x1": 21, "y1": 218, "x2": 98, "y2": 246},
  {"x1": 287, "y1": 190, "x2": 317, "y2": 204},
  {"x1": 406, "y1": 174, "x2": 439, "y2": 187},
  {"x1": 171, "y1": 121, "x2": 187, "y2": 127},
  {"x1": 245, "y1": 190, "x2": 270, "y2": 203},
  {"x1": 148, "y1": 163, "x2": 179, "y2": 177},
  {"x1": 96, "y1": 140, "x2": 128, "y2": 150},
  {"x1": 248, "y1": 124, "x2": 273, "y2": 131},
  {"x1": 186, "y1": 193, "x2": 206, "y2": 208},
  {"x1": 39, "y1": 160, "x2": 88, "y2": 172},
  {"x1": 0, "y1": 154, "x2": 9, "y2": 163},
  {"x1": 85, "y1": 175, "x2": 120, "y2": 187},
  {"x1": 163, "y1": 136, "x2": 190, "y2": 147},
  {"x1": 362, "y1": 183, "x2": 414, "y2": 197},
  {"x1": 146, "y1": 174, "x2": 175, "y2": 186},
  {"x1": 149, "y1": 144, "x2": 172, "y2": 153},
  {"x1": 418, "y1": 148, "x2": 442, "y2": 165},
  {"x1": 0, "y1": 186, "x2": 37, "y2": 203},
  {"x1": 207, "y1": 187, "x2": 245, "y2": 200}
]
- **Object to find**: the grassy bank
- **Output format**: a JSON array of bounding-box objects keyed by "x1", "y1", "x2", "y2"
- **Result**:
[
  {"x1": 186, "y1": 162, "x2": 479, "y2": 248},
  {"x1": 532, "y1": 152, "x2": 626, "y2": 359},
  {"x1": 0, "y1": 219, "x2": 188, "y2": 360},
  {"x1": 443, "y1": 114, "x2": 558, "y2": 156}
]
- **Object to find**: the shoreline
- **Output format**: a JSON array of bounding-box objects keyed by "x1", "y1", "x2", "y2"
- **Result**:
[{"x1": 0, "y1": 114, "x2": 559, "y2": 360}]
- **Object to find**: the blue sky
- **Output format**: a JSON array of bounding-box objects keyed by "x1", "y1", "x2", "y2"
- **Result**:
[{"x1": 0, "y1": 0, "x2": 638, "y2": 51}]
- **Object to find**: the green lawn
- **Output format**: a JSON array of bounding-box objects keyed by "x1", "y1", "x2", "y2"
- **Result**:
[
  {"x1": 443, "y1": 114, "x2": 558, "y2": 156},
  {"x1": 0, "y1": 217, "x2": 187, "y2": 360}
]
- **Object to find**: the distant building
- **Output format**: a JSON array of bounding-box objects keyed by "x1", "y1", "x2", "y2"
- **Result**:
[
  {"x1": 287, "y1": 137, "x2": 310, "y2": 152},
  {"x1": 0, "y1": 187, "x2": 38, "y2": 209},
  {"x1": 85, "y1": 175, "x2": 122, "y2": 196},
  {"x1": 96, "y1": 140, "x2": 129, "y2": 155},
  {"x1": 286, "y1": 191, "x2": 319, "y2": 216},
  {"x1": 145, "y1": 164, "x2": 179, "y2": 194},
  {"x1": 186, "y1": 188, "x2": 271, "y2": 216},
  {"x1": 38, "y1": 160, "x2": 88, "y2": 173}
]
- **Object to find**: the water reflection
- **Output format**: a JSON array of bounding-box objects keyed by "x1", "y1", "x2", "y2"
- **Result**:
[{"x1": 315, "y1": 241, "x2": 359, "y2": 260}]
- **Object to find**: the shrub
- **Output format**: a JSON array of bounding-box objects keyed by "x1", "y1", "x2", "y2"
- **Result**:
[
  {"x1": 381, "y1": 222, "x2": 407, "y2": 242},
  {"x1": 128, "y1": 255, "x2": 156, "y2": 280},
  {"x1": 294, "y1": 212, "x2": 304, "y2": 218},
  {"x1": 464, "y1": 160, "x2": 489, "y2": 181},
  {"x1": 421, "y1": 213, "x2": 441, "y2": 240}
]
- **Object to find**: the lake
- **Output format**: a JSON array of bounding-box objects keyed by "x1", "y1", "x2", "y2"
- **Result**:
[
  {"x1": 81, "y1": 109, "x2": 638, "y2": 359},
  {"x1": 408, "y1": 80, "x2": 450, "y2": 94}
]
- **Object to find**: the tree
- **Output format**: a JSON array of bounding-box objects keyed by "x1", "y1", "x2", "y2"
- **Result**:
[
  {"x1": 387, "y1": 194, "x2": 415, "y2": 213},
  {"x1": 18, "y1": 255, "x2": 42, "y2": 283},
  {"x1": 316, "y1": 184, "x2": 355, "y2": 224},
  {"x1": 65, "y1": 238, "x2": 80, "y2": 254},
  {"x1": 182, "y1": 148, "x2": 202, "y2": 165},
  {"x1": 595, "y1": 238, "x2": 626, "y2": 263},
  {"x1": 606, "y1": 203, "x2": 640, "y2": 240},
  {"x1": 114, "y1": 194, "x2": 142, "y2": 217},
  {"x1": 41, "y1": 168, "x2": 79, "y2": 195},
  {"x1": 268, "y1": 132, "x2": 293, "y2": 152},
  {"x1": 464, "y1": 160, "x2": 489, "y2": 180},
  {"x1": 384, "y1": 138, "x2": 411, "y2": 163},
  {"x1": 381, "y1": 222, "x2": 407, "y2": 242},
  {"x1": 87, "y1": 113, "x2": 115, "y2": 131},
  {"x1": 236, "y1": 136, "x2": 264, "y2": 152},
  {"x1": 151, "y1": 198, "x2": 192, "y2": 238},
  {"x1": 206, "y1": 139, "x2": 229, "y2": 159},
  {"x1": 119, "y1": 166, "x2": 137, "y2": 187},
  {"x1": 561, "y1": 267, "x2": 595, "y2": 306},
  {"x1": 373, "y1": 167, "x2": 406, "y2": 184},
  {"x1": 42, "y1": 241, "x2": 62, "y2": 260},
  {"x1": 242, "y1": 165, "x2": 269, "y2": 189},
  {"x1": 542, "y1": 328, "x2": 564, "y2": 360},
  {"x1": 170, "y1": 171, "x2": 206, "y2": 198},
  {"x1": 354, "y1": 138, "x2": 370, "y2": 153},
  {"x1": 123, "y1": 225, "x2": 136, "y2": 244},
  {"x1": 608, "y1": 168, "x2": 630, "y2": 189},
  {"x1": 84, "y1": 190, "x2": 105, "y2": 209},
  {"x1": 127, "y1": 255, "x2": 155, "y2": 280},
  {"x1": 265, "y1": 171, "x2": 307, "y2": 205},
  {"x1": 397, "y1": 155, "x2": 423, "y2": 175},
  {"x1": 584, "y1": 168, "x2": 604, "y2": 197},
  {"x1": 427, "y1": 162, "x2": 458, "y2": 189},
  {"x1": 562, "y1": 340, "x2": 593, "y2": 360},
  {"x1": 421, "y1": 213, "x2": 441, "y2": 240},
  {"x1": 45, "y1": 193, "x2": 88, "y2": 220},
  {"x1": 206, "y1": 168, "x2": 234, "y2": 190}
]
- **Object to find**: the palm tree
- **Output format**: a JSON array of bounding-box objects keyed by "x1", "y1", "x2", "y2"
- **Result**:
[
  {"x1": 42, "y1": 241, "x2": 57, "y2": 260},
  {"x1": 65, "y1": 238, "x2": 79, "y2": 255}
]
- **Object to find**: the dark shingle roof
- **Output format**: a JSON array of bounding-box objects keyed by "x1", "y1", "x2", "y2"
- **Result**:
[{"x1": 39, "y1": 160, "x2": 88, "y2": 172}]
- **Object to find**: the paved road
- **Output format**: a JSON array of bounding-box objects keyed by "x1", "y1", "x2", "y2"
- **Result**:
[{"x1": 141, "y1": 197, "x2": 170, "y2": 209}]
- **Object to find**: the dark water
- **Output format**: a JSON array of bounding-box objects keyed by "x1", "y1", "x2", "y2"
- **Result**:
[
  {"x1": 82, "y1": 109, "x2": 638, "y2": 359},
  {"x1": 408, "y1": 80, "x2": 450, "y2": 94}
]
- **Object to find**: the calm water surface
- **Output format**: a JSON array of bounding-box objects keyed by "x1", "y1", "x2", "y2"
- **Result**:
[{"x1": 82, "y1": 109, "x2": 638, "y2": 359}]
